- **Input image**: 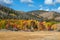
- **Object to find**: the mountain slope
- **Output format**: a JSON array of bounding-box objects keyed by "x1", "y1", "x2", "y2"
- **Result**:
[
  {"x1": 0, "y1": 4, "x2": 41, "y2": 20},
  {"x1": 0, "y1": 4, "x2": 60, "y2": 21},
  {"x1": 27, "y1": 10, "x2": 60, "y2": 21}
]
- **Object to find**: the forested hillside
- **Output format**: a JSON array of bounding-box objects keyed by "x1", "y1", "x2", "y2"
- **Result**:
[{"x1": 0, "y1": 4, "x2": 60, "y2": 21}]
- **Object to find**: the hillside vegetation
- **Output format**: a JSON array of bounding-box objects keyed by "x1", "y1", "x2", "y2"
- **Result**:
[{"x1": 0, "y1": 4, "x2": 60, "y2": 21}]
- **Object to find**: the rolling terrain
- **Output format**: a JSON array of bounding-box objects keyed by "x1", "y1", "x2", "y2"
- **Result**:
[{"x1": 0, "y1": 4, "x2": 60, "y2": 21}]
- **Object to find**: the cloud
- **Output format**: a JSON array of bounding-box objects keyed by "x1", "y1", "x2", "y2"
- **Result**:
[
  {"x1": 58, "y1": 7, "x2": 60, "y2": 10},
  {"x1": 45, "y1": 8, "x2": 50, "y2": 11},
  {"x1": 28, "y1": 4, "x2": 36, "y2": 7},
  {"x1": 20, "y1": 0, "x2": 33, "y2": 3},
  {"x1": 0, "y1": 0, "x2": 13, "y2": 7},
  {"x1": 51, "y1": 7, "x2": 60, "y2": 13},
  {"x1": 44, "y1": 0, "x2": 53, "y2": 5},
  {"x1": 28, "y1": 4, "x2": 33, "y2": 6},
  {"x1": 39, "y1": 5, "x2": 43, "y2": 10},
  {"x1": 56, "y1": 7, "x2": 60, "y2": 12},
  {"x1": 39, "y1": 7, "x2": 50, "y2": 11},
  {"x1": 39, "y1": 5, "x2": 50, "y2": 11},
  {"x1": 0, "y1": 0, "x2": 13, "y2": 4},
  {"x1": 44, "y1": 0, "x2": 60, "y2": 5},
  {"x1": 55, "y1": 0, "x2": 60, "y2": 3},
  {"x1": 39, "y1": 7, "x2": 43, "y2": 10},
  {"x1": 28, "y1": 4, "x2": 34, "y2": 7},
  {"x1": 4, "y1": 0, "x2": 13, "y2": 4}
]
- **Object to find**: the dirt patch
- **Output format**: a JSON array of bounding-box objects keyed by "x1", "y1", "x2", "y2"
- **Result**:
[{"x1": 0, "y1": 31, "x2": 60, "y2": 40}]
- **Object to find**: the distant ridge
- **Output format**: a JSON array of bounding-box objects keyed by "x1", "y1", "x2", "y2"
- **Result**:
[{"x1": 0, "y1": 4, "x2": 60, "y2": 21}]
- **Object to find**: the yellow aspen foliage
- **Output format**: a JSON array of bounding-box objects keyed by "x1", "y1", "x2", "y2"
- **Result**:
[
  {"x1": 51, "y1": 24, "x2": 57, "y2": 30},
  {"x1": 9, "y1": 14, "x2": 16, "y2": 16}
]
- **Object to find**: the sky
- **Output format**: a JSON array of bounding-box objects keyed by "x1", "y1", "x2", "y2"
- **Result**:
[{"x1": 0, "y1": 0, "x2": 60, "y2": 12}]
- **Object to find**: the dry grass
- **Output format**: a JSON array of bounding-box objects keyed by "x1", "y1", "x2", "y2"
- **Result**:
[{"x1": 0, "y1": 31, "x2": 60, "y2": 40}]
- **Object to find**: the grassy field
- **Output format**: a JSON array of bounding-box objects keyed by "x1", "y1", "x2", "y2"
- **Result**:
[{"x1": 0, "y1": 31, "x2": 60, "y2": 40}]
